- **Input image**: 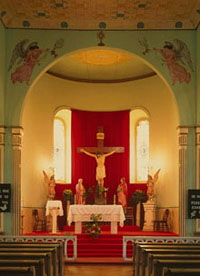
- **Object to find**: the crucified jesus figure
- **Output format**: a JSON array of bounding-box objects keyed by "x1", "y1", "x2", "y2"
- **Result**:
[{"x1": 80, "y1": 148, "x2": 120, "y2": 191}]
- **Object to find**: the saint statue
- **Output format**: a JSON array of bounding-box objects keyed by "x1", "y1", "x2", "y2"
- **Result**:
[
  {"x1": 117, "y1": 177, "x2": 128, "y2": 207},
  {"x1": 75, "y1": 178, "x2": 86, "y2": 205}
]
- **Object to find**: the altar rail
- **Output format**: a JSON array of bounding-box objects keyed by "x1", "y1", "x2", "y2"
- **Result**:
[
  {"x1": 0, "y1": 235, "x2": 77, "y2": 261},
  {"x1": 123, "y1": 236, "x2": 200, "y2": 261}
]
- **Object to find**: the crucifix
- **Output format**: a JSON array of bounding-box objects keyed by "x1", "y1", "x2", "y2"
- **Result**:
[{"x1": 77, "y1": 126, "x2": 124, "y2": 191}]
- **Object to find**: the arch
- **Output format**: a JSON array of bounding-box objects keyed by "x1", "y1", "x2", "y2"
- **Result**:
[
  {"x1": 17, "y1": 45, "x2": 181, "y2": 126},
  {"x1": 18, "y1": 44, "x2": 180, "y2": 235}
]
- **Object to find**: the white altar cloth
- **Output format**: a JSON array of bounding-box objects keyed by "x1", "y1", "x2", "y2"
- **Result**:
[
  {"x1": 46, "y1": 200, "x2": 63, "y2": 216},
  {"x1": 46, "y1": 200, "x2": 63, "y2": 233},
  {"x1": 67, "y1": 205, "x2": 125, "y2": 234}
]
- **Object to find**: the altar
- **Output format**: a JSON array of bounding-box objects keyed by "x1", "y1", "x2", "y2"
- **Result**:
[{"x1": 67, "y1": 205, "x2": 125, "y2": 234}]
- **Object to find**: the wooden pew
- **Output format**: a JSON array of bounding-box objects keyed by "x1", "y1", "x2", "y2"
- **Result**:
[
  {"x1": 0, "y1": 252, "x2": 52, "y2": 276},
  {"x1": 134, "y1": 242, "x2": 200, "y2": 274},
  {"x1": 0, "y1": 247, "x2": 57, "y2": 276},
  {"x1": 162, "y1": 267, "x2": 200, "y2": 276},
  {"x1": 141, "y1": 248, "x2": 200, "y2": 276},
  {"x1": 0, "y1": 259, "x2": 46, "y2": 276},
  {"x1": 152, "y1": 259, "x2": 200, "y2": 276},
  {"x1": 0, "y1": 241, "x2": 64, "y2": 276},
  {"x1": 0, "y1": 266, "x2": 36, "y2": 276},
  {"x1": 134, "y1": 243, "x2": 200, "y2": 276},
  {"x1": 147, "y1": 253, "x2": 200, "y2": 276}
]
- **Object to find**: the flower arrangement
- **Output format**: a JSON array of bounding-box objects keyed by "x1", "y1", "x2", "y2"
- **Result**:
[
  {"x1": 130, "y1": 189, "x2": 147, "y2": 206},
  {"x1": 95, "y1": 184, "x2": 109, "y2": 196},
  {"x1": 63, "y1": 189, "x2": 73, "y2": 203},
  {"x1": 84, "y1": 214, "x2": 102, "y2": 238}
]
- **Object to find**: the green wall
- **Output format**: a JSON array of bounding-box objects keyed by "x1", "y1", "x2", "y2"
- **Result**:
[
  {"x1": 4, "y1": 28, "x2": 196, "y2": 126},
  {"x1": 0, "y1": 26, "x2": 198, "y2": 235}
]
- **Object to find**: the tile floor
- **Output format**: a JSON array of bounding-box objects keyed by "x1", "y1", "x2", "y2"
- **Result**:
[{"x1": 64, "y1": 264, "x2": 133, "y2": 276}]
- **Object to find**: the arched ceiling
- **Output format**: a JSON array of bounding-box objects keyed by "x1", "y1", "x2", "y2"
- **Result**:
[
  {"x1": 47, "y1": 47, "x2": 156, "y2": 82},
  {"x1": 0, "y1": 1, "x2": 199, "y2": 30}
]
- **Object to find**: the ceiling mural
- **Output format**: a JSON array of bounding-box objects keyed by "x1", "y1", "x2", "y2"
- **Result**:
[
  {"x1": 9, "y1": 39, "x2": 64, "y2": 85},
  {"x1": 139, "y1": 38, "x2": 194, "y2": 85},
  {"x1": 0, "y1": 0, "x2": 200, "y2": 30}
]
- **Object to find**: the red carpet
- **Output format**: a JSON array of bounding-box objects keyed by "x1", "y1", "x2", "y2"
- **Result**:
[
  {"x1": 25, "y1": 225, "x2": 178, "y2": 262},
  {"x1": 64, "y1": 225, "x2": 178, "y2": 260}
]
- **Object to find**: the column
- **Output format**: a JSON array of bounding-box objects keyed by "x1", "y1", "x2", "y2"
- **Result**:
[
  {"x1": 12, "y1": 127, "x2": 23, "y2": 235},
  {"x1": 196, "y1": 126, "x2": 200, "y2": 232},
  {"x1": 0, "y1": 127, "x2": 5, "y2": 232},
  {"x1": 177, "y1": 126, "x2": 188, "y2": 236}
]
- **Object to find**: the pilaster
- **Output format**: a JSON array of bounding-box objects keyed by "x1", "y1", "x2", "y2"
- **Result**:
[
  {"x1": 177, "y1": 126, "x2": 188, "y2": 236},
  {"x1": 12, "y1": 127, "x2": 23, "y2": 235},
  {"x1": 0, "y1": 127, "x2": 5, "y2": 232},
  {"x1": 196, "y1": 126, "x2": 200, "y2": 231}
]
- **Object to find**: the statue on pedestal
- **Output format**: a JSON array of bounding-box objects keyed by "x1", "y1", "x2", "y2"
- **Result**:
[
  {"x1": 146, "y1": 169, "x2": 161, "y2": 202},
  {"x1": 43, "y1": 170, "x2": 56, "y2": 200}
]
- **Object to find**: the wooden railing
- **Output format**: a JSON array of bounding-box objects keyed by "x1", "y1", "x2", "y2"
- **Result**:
[
  {"x1": 123, "y1": 236, "x2": 200, "y2": 261},
  {"x1": 0, "y1": 235, "x2": 77, "y2": 261}
]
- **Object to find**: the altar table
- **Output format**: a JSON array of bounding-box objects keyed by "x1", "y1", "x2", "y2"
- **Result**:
[{"x1": 67, "y1": 205, "x2": 125, "y2": 234}]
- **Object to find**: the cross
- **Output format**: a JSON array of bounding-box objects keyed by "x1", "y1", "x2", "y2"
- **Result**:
[{"x1": 77, "y1": 126, "x2": 124, "y2": 154}]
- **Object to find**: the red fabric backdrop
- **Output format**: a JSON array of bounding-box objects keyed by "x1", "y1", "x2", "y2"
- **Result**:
[
  {"x1": 71, "y1": 109, "x2": 129, "y2": 203},
  {"x1": 55, "y1": 109, "x2": 147, "y2": 204}
]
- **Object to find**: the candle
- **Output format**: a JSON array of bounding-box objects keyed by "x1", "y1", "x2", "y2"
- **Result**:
[
  {"x1": 74, "y1": 195, "x2": 76, "y2": 204},
  {"x1": 113, "y1": 194, "x2": 116, "y2": 205}
]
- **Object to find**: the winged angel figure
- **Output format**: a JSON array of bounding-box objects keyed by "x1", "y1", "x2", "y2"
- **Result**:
[
  {"x1": 139, "y1": 38, "x2": 194, "y2": 85},
  {"x1": 42, "y1": 170, "x2": 56, "y2": 200},
  {"x1": 146, "y1": 169, "x2": 160, "y2": 201},
  {"x1": 9, "y1": 39, "x2": 48, "y2": 85}
]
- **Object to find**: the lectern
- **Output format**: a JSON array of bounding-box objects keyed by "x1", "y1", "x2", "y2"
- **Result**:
[{"x1": 46, "y1": 200, "x2": 63, "y2": 233}]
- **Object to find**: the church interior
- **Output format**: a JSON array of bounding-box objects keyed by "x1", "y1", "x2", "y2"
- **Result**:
[{"x1": 0, "y1": 1, "x2": 200, "y2": 275}]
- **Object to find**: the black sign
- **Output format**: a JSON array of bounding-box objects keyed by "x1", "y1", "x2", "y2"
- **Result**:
[
  {"x1": 188, "y1": 189, "x2": 200, "y2": 219},
  {"x1": 0, "y1": 184, "x2": 11, "y2": 212}
]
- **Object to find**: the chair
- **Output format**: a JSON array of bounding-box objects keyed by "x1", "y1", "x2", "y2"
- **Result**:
[
  {"x1": 154, "y1": 208, "x2": 169, "y2": 232},
  {"x1": 125, "y1": 206, "x2": 134, "y2": 225},
  {"x1": 32, "y1": 209, "x2": 46, "y2": 232}
]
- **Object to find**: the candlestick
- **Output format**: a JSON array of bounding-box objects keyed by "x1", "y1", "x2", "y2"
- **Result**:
[{"x1": 113, "y1": 194, "x2": 116, "y2": 205}]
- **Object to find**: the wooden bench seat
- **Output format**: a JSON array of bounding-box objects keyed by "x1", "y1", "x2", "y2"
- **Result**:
[
  {"x1": 0, "y1": 247, "x2": 58, "y2": 276},
  {"x1": 0, "y1": 252, "x2": 52, "y2": 276},
  {"x1": 0, "y1": 266, "x2": 36, "y2": 276},
  {"x1": 0, "y1": 259, "x2": 46, "y2": 276},
  {"x1": 152, "y1": 259, "x2": 200, "y2": 276},
  {"x1": 162, "y1": 267, "x2": 200, "y2": 276},
  {"x1": 134, "y1": 242, "x2": 200, "y2": 271},
  {"x1": 0, "y1": 241, "x2": 64, "y2": 276},
  {"x1": 141, "y1": 248, "x2": 200, "y2": 276},
  {"x1": 147, "y1": 253, "x2": 200, "y2": 276},
  {"x1": 134, "y1": 242, "x2": 200, "y2": 276}
]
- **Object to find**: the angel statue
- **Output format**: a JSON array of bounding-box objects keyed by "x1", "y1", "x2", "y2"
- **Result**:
[
  {"x1": 146, "y1": 169, "x2": 160, "y2": 201},
  {"x1": 139, "y1": 37, "x2": 194, "y2": 85},
  {"x1": 43, "y1": 170, "x2": 56, "y2": 200},
  {"x1": 8, "y1": 39, "x2": 48, "y2": 85}
]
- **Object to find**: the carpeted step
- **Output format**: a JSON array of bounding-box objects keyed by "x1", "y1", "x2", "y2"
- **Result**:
[
  {"x1": 77, "y1": 252, "x2": 124, "y2": 257},
  {"x1": 77, "y1": 244, "x2": 123, "y2": 249}
]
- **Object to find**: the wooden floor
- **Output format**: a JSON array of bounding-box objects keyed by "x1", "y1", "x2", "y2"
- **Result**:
[{"x1": 64, "y1": 263, "x2": 133, "y2": 276}]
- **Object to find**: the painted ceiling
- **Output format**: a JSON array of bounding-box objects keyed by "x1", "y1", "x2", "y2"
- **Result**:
[
  {"x1": 48, "y1": 47, "x2": 155, "y2": 82},
  {"x1": 0, "y1": 0, "x2": 200, "y2": 30}
]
